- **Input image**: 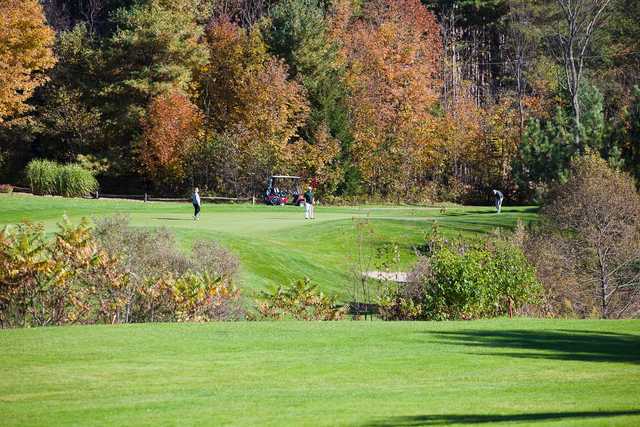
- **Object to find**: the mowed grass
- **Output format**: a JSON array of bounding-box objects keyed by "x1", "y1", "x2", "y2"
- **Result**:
[
  {"x1": 0, "y1": 194, "x2": 537, "y2": 297},
  {"x1": 1, "y1": 196, "x2": 639, "y2": 425},
  {"x1": 1, "y1": 319, "x2": 639, "y2": 426}
]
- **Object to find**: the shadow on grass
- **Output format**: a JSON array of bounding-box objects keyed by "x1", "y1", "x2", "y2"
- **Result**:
[
  {"x1": 426, "y1": 329, "x2": 640, "y2": 364},
  {"x1": 363, "y1": 410, "x2": 640, "y2": 426},
  {"x1": 153, "y1": 217, "x2": 193, "y2": 221}
]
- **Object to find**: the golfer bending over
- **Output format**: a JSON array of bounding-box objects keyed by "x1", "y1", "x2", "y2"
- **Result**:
[
  {"x1": 304, "y1": 186, "x2": 315, "y2": 220},
  {"x1": 492, "y1": 189, "x2": 504, "y2": 213},
  {"x1": 192, "y1": 187, "x2": 201, "y2": 220}
]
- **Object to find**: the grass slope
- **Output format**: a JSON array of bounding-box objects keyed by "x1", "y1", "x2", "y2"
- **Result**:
[
  {"x1": 1, "y1": 319, "x2": 639, "y2": 426},
  {"x1": 0, "y1": 194, "x2": 537, "y2": 297}
]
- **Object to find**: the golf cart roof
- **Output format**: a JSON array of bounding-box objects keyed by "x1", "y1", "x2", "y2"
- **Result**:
[{"x1": 270, "y1": 175, "x2": 300, "y2": 179}]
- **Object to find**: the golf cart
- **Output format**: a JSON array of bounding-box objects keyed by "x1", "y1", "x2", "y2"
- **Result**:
[{"x1": 264, "y1": 175, "x2": 304, "y2": 206}]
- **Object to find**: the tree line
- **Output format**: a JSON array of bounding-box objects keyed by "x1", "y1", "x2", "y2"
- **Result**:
[{"x1": 1, "y1": 0, "x2": 639, "y2": 201}]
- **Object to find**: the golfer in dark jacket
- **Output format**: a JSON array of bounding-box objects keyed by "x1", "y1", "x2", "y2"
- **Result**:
[
  {"x1": 304, "y1": 186, "x2": 315, "y2": 219},
  {"x1": 192, "y1": 187, "x2": 201, "y2": 220}
]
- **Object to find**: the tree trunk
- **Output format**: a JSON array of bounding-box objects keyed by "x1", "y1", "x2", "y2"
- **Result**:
[
  {"x1": 572, "y1": 91, "x2": 581, "y2": 148},
  {"x1": 598, "y1": 248, "x2": 609, "y2": 319}
]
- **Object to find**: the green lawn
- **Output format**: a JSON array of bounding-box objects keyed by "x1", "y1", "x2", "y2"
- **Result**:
[
  {"x1": 0, "y1": 194, "x2": 537, "y2": 297},
  {"x1": 1, "y1": 319, "x2": 639, "y2": 426},
  {"x1": 1, "y1": 196, "x2": 639, "y2": 425}
]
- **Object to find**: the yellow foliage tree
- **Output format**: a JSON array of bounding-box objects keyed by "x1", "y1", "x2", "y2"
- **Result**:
[
  {"x1": 0, "y1": 0, "x2": 56, "y2": 123},
  {"x1": 199, "y1": 19, "x2": 309, "y2": 193}
]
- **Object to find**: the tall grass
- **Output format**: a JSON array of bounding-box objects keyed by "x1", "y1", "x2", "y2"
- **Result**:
[
  {"x1": 26, "y1": 159, "x2": 98, "y2": 197},
  {"x1": 26, "y1": 160, "x2": 58, "y2": 195}
]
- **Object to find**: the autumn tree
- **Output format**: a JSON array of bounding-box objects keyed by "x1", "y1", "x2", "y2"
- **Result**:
[
  {"x1": 289, "y1": 124, "x2": 342, "y2": 195},
  {"x1": 337, "y1": 0, "x2": 443, "y2": 197},
  {"x1": 139, "y1": 89, "x2": 203, "y2": 187},
  {"x1": 0, "y1": 0, "x2": 56, "y2": 123},
  {"x1": 543, "y1": 154, "x2": 640, "y2": 318},
  {"x1": 100, "y1": 2, "x2": 207, "y2": 177},
  {"x1": 199, "y1": 18, "x2": 309, "y2": 195}
]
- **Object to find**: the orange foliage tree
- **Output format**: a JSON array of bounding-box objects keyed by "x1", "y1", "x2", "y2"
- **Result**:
[
  {"x1": 437, "y1": 91, "x2": 522, "y2": 201},
  {"x1": 0, "y1": 0, "x2": 56, "y2": 123},
  {"x1": 335, "y1": 0, "x2": 443, "y2": 197},
  {"x1": 139, "y1": 89, "x2": 203, "y2": 186}
]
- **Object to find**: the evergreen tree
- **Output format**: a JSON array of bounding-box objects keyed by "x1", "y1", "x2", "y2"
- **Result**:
[
  {"x1": 513, "y1": 82, "x2": 613, "y2": 194},
  {"x1": 621, "y1": 86, "x2": 640, "y2": 182},
  {"x1": 266, "y1": 0, "x2": 352, "y2": 190},
  {"x1": 266, "y1": 0, "x2": 350, "y2": 140}
]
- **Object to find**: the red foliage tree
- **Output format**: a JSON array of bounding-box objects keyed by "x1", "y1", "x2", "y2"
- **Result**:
[{"x1": 139, "y1": 89, "x2": 203, "y2": 186}]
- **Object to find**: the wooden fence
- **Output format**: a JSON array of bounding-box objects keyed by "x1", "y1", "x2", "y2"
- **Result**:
[
  {"x1": 94, "y1": 192, "x2": 253, "y2": 203},
  {"x1": 8, "y1": 186, "x2": 254, "y2": 204}
]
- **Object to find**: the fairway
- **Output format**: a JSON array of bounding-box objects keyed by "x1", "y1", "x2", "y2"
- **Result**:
[
  {"x1": 0, "y1": 194, "x2": 537, "y2": 297},
  {"x1": 1, "y1": 319, "x2": 639, "y2": 426}
]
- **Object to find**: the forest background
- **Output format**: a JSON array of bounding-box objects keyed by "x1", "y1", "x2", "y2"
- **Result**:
[{"x1": 1, "y1": 0, "x2": 639, "y2": 203}]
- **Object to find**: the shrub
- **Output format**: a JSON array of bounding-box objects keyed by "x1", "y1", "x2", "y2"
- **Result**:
[
  {"x1": 0, "y1": 184, "x2": 13, "y2": 193},
  {"x1": 523, "y1": 230, "x2": 596, "y2": 318},
  {"x1": 26, "y1": 159, "x2": 98, "y2": 197},
  {"x1": 192, "y1": 240, "x2": 240, "y2": 281},
  {"x1": 0, "y1": 217, "x2": 115, "y2": 327},
  {"x1": 93, "y1": 215, "x2": 193, "y2": 279},
  {"x1": 172, "y1": 272, "x2": 243, "y2": 322},
  {"x1": 92, "y1": 215, "x2": 243, "y2": 323},
  {"x1": 0, "y1": 215, "x2": 244, "y2": 327},
  {"x1": 378, "y1": 235, "x2": 542, "y2": 320},
  {"x1": 527, "y1": 154, "x2": 640, "y2": 319},
  {"x1": 256, "y1": 278, "x2": 346, "y2": 320}
]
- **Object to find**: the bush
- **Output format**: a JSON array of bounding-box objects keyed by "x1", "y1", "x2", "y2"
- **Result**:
[
  {"x1": 92, "y1": 215, "x2": 243, "y2": 323},
  {"x1": 528, "y1": 154, "x2": 640, "y2": 319},
  {"x1": 192, "y1": 240, "x2": 240, "y2": 281},
  {"x1": 256, "y1": 278, "x2": 346, "y2": 320},
  {"x1": 25, "y1": 159, "x2": 97, "y2": 197},
  {"x1": 0, "y1": 217, "x2": 117, "y2": 327},
  {"x1": 0, "y1": 184, "x2": 13, "y2": 193},
  {"x1": 378, "y1": 234, "x2": 542, "y2": 320},
  {"x1": 0, "y1": 216, "x2": 244, "y2": 328},
  {"x1": 93, "y1": 215, "x2": 193, "y2": 278}
]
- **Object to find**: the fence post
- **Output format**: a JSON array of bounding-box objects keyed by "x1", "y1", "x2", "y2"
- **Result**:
[
  {"x1": 144, "y1": 192, "x2": 148, "y2": 203},
  {"x1": 252, "y1": 196, "x2": 255, "y2": 205}
]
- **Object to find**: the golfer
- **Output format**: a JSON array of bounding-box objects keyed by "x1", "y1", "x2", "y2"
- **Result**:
[
  {"x1": 492, "y1": 189, "x2": 504, "y2": 213},
  {"x1": 304, "y1": 186, "x2": 315, "y2": 220},
  {"x1": 192, "y1": 187, "x2": 201, "y2": 220}
]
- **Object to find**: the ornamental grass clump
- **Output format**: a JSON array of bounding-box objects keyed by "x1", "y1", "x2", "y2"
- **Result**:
[
  {"x1": 56, "y1": 163, "x2": 98, "y2": 197},
  {"x1": 26, "y1": 159, "x2": 97, "y2": 197},
  {"x1": 26, "y1": 159, "x2": 59, "y2": 195}
]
